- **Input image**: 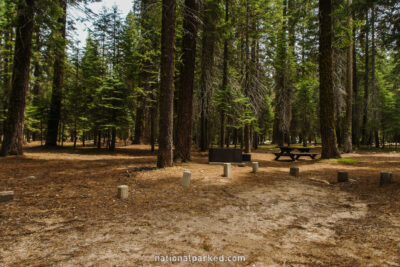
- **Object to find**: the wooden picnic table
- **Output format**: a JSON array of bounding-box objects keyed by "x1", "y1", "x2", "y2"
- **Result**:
[
  {"x1": 274, "y1": 147, "x2": 296, "y2": 161},
  {"x1": 279, "y1": 146, "x2": 295, "y2": 153},
  {"x1": 296, "y1": 147, "x2": 311, "y2": 153},
  {"x1": 274, "y1": 146, "x2": 318, "y2": 161}
]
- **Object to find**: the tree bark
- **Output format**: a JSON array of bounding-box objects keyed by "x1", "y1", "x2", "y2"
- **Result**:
[
  {"x1": 45, "y1": 0, "x2": 67, "y2": 146},
  {"x1": 2, "y1": 20, "x2": 12, "y2": 138},
  {"x1": 174, "y1": 0, "x2": 199, "y2": 161},
  {"x1": 110, "y1": 127, "x2": 116, "y2": 151},
  {"x1": 97, "y1": 130, "x2": 101, "y2": 149},
  {"x1": 273, "y1": 0, "x2": 291, "y2": 147},
  {"x1": 157, "y1": 0, "x2": 176, "y2": 168},
  {"x1": 1, "y1": 0, "x2": 35, "y2": 156},
  {"x1": 219, "y1": 0, "x2": 229, "y2": 149},
  {"x1": 343, "y1": 0, "x2": 353, "y2": 153},
  {"x1": 199, "y1": 0, "x2": 216, "y2": 152},
  {"x1": 244, "y1": 0, "x2": 251, "y2": 153},
  {"x1": 133, "y1": 102, "x2": 145, "y2": 144},
  {"x1": 319, "y1": 0, "x2": 341, "y2": 158},
  {"x1": 150, "y1": 102, "x2": 157, "y2": 152},
  {"x1": 352, "y1": 22, "x2": 360, "y2": 147},
  {"x1": 361, "y1": 9, "x2": 369, "y2": 145},
  {"x1": 371, "y1": 6, "x2": 379, "y2": 148}
]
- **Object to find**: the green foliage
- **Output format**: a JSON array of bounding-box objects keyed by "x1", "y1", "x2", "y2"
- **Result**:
[
  {"x1": 95, "y1": 75, "x2": 131, "y2": 131},
  {"x1": 294, "y1": 66, "x2": 319, "y2": 139},
  {"x1": 2, "y1": 0, "x2": 400, "y2": 150},
  {"x1": 259, "y1": 94, "x2": 274, "y2": 139}
]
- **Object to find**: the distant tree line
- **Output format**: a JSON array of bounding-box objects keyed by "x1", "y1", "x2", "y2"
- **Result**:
[{"x1": 0, "y1": 0, "x2": 400, "y2": 163}]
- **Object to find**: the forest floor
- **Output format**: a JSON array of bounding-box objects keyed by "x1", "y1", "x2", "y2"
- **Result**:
[{"x1": 1, "y1": 142, "x2": 400, "y2": 266}]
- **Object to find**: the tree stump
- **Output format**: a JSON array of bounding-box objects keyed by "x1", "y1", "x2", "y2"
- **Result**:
[
  {"x1": 223, "y1": 163, "x2": 231, "y2": 178},
  {"x1": 380, "y1": 171, "x2": 392, "y2": 186},
  {"x1": 117, "y1": 185, "x2": 129, "y2": 199},
  {"x1": 337, "y1": 171, "x2": 349, "y2": 182},
  {"x1": 0, "y1": 191, "x2": 14, "y2": 202},
  {"x1": 290, "y1": 167, "x2": 299, "y2": 177},
  {"x1": 252, "y1": 162, "x2": 259, "y2": 173},
  {"x1": 181, "y1": 171, "x2": 191, "y2": 187}
]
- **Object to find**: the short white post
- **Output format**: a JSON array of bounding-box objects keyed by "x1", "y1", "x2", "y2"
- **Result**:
[
  {"x1": 223, "y1": 163, "x2": 231, "y2": 178},
  {"x1": 117, "y1": 185, "x2": 129, "y2": 199},
  {"x1": 252, "y1": 162, "x2": 259, "y2": 173},
  {"x1": 182, "y1": 171, "x2": 191, "y2": 187}
]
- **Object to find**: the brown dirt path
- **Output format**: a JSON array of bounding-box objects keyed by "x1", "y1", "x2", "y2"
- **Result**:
[{"x1": 1, "y1": 144, "x2": 399, "y2": 266}]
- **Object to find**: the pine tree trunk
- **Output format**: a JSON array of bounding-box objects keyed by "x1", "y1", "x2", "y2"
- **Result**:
[
  {"x1": 174, "y1": 0, "x2": 198, "y2": 161},
  {"x1": 240, "y1": 128, "x2": 244, "y2": 149},
  {"x1": 31, "y1": 31, "x2": 42, "y2": 142},
  {"x1": 272, "y1": 118, "x2": 283, "y2": 146},
  {"x1": 352, "y1": 23, "x2": 360, "y2": 147},
  {"x1": 199, "y1": 1, "x2": 216, "y2": 152},
  {"x1": 157, "y1": 0, "x2": 176, "y2": 168},
  {"x1": 273, "y1": 0, "x2": 291, "y2": 147},
  {"x1": 336, "y1": 113, "x2": 342, "y2": 147},
  {"x1": 319, "y1": 0, "x2": 341, "y2": 159},
  {"x1": 220, "y1": 111, "x2": 226, "y2": 148},
  {"x1": 45, "y1": 0, "x2": 67, "y2": 147},
  {"x1": 234, "y1": 128, "x2": 238, "y2": 148},
  {"x1": 82, "y1": 132, "x2": 85, "y2": 147},
  {"x1": 94, "y1": 129, "x2": 97, "y2": 146},
  {"x1": 2, "y1": 25, "x2": 12, "y2": 137},
  {"x1": 144, "y1": 106, "x2": 151, "y2": 144},
  {"x1": 343, "y1": 0, "x2": 353, "y2": 153},
  {"x1": 133, "y1": 103, "x2": 145, "y2": 144},
  {"x1": 61, "y1": 123, "x2": 65, "y2": 147},
  {"x1": 226, "y1": 126, "x2": 230, "y2": 147},
  {"x1": 73, "y1": 119, "x2": 77, "y2": 149},
  {"x1": 97, "y1": 130, "x2": 101, "y2": 149},
  {"x1": 107, "y1": 129, "x2": 110, "y2": 149},
  {"x1": 287, "y1": 0, "x2": 296, "y2": 145},
  {"x1": 150, "y1": 103, "x2": 157, "y2": 152},
  {"x1": 1, "y1": 0, "x2": 35, "y2": 156},
  {"x1": 244, "y1": 0, "x2": 251, "y2": 153},
  {"x1": 40, "y1": 120, "x2": 43, "y2": 146},
  {"x1": 253, "y1": 131, "x2": 258, "y2": 149},
  {"x1": 371, "y1": 7, "x2": 379, "y2": 148},
  {"x1": 26, "y1": 130, "x2": 31, "y2": 143},
  {"x1": 361, "y1": 9, "x2": 369, "y2": 145},
  {"x1": 110, "y1": 127, "x2": 116, "y2": 151},
  {"x1": 219, "y1": 0, "x2": 229, "y2": 149},
  {"x1": 200, "y1": 106, "x2": 208, "y2": 151}
]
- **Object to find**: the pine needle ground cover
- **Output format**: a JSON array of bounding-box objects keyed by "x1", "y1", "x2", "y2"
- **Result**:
[{"x1": 1, "y1": 143, "x2": 399, "y2": 266}]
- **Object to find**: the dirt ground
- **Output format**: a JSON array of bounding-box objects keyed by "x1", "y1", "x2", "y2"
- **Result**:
[{"x1": 1, "y1": 143, "x2": 400, "y2": 266}]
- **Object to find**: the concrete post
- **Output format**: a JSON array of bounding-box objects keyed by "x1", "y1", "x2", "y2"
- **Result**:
[
  {"x1": 252, "y1": 162, "x2": 259, "y2": 173},
  {"x1": 117, "y1": 185, "x2": 129, "y2": 199},
  {"x1": 223, "y1": 163, "x2": 231, "y2": 178},
  {"x1": 182, "y1": 171, "x2": 191, "y2": 187}
]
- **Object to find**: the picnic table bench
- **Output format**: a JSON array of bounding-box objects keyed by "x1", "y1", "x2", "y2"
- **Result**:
[
  {"x1": 291, "y1": 152, "x2": 319, "y2": 160},
  {"x1": 274, "y1": 147, "x2": 318, "y2": 161}
]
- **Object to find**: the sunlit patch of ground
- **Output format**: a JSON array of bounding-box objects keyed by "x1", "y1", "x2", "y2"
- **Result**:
[{"x1": 1, "y1": 142, "x2": 399, "y2": 266}]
